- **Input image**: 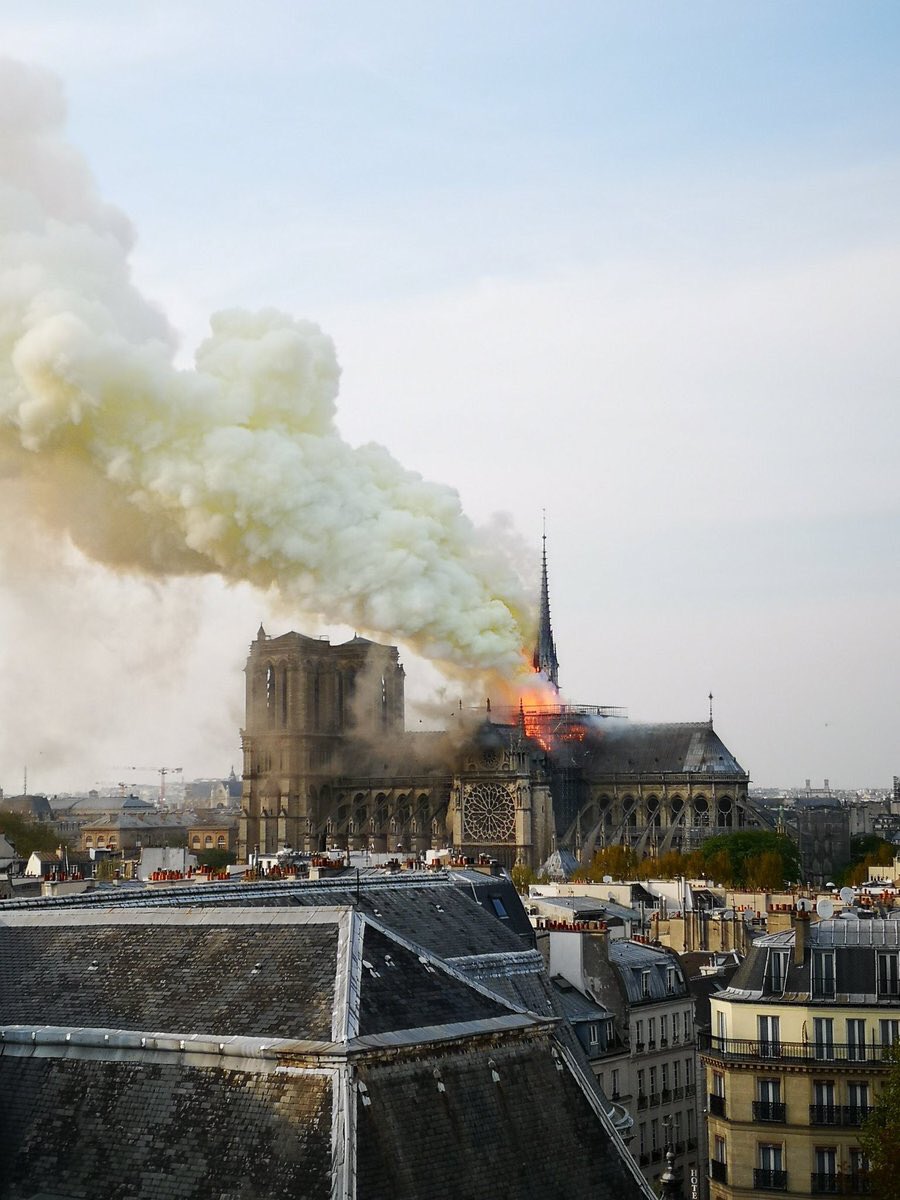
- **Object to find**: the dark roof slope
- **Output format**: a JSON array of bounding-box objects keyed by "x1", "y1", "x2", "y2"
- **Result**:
[
  {"x1": 584, "y1": 722, "x2": 746, "y2": 777},
  {"x1": 0, "y1": 913, "x2": 340, "y2": 1039},
  {"x1": 0, "y1": 1056, "x2": 332, "y2": 1200},
  {"x1": 357, "y1": 923, "x2": 513, "y2": 1037},
  {"x1": 356, "y1": 1034, "x2": 643, "y2": 1200}
]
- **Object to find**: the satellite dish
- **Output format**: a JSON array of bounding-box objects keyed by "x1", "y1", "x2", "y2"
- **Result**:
[
  {"x1": 816, "y1": 898, "x2": 834, "y2": 920},
  {"x1": 722, "y1": 909, "x2": 735, "y2": 920},
  {"x1": 839, "y1": 910, "x2": 859, "y2": 920},
  {"x1": 796, "y1": 898, "x2": 813, "y2": 913},
  {"x1": 840, "y1": 886, "x2": 855, "y2": 905},
  {"x1": 602, "y1": 875, "x2": 613, "y2": 884},
  {"x1": 743, "y1": 910, "x2": 755, "y2": 923}
]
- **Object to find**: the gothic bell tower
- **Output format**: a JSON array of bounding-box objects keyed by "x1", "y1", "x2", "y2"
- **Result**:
[{"x1": 238, "y1": 627, "x2": 405, "y2": 860}]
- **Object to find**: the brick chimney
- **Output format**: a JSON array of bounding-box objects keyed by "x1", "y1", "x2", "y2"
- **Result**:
[{"x1": 794, "y1": 911, "x2": 810, "y2": 966}]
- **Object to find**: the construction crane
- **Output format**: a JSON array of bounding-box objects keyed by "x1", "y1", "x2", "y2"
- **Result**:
[{"x1": 113, "y1": 766, "x2": 184, "y2": 807}]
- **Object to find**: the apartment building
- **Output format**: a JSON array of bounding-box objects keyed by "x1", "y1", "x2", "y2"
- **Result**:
[
  {"x1": 538, "y1": 924, "x2": 702, "y2": 1191},
  {"x1": 701, "y1": 914, "x2": 898, "y2": 1200}
]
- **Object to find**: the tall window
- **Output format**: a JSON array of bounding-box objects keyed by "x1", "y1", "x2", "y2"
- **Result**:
[
  {"x1": 815, "y1": 1147, "x2": 837, "y2": 1186},
  {"x1": 812, "y1": 950, "x2": 836, "y2": 997},
  {"x1": 635, "y1": 1019, "x2": 645, "y2": 1049},
  {"x1": 767, "y1": 949, "x2": 789, "y2": 992},
  {"x1": 756, "y1": 1078, "x2": 783, "y2": 1122},
  {"x1": 716, "y1": 1009, "x2": 727, "y2": 1044},
  {"x1": 848, "y1": 1082, "x2": 869, "y2": 1120},
  {"x1": 673, "y1": 1011, "x2": 682, "y2": 1043},
  {"x1": 758, "y1": 1014, "x2": 781, "y2": 1058},
  {"x1": 666, "y1": 965, "x2": 678, "y2": 994},
  {"x1": 641, "y1": 970, "x2": 652, "y2": 998},
  {"x1": 759, "y1": 1144, "x2": 783, "y2": 1172},
  {"x1": 877, "y1": 953, "x2": 900, "y2": 997},
  {"x1": 661, "y1": 1014, "x2": 669, "y2": 1045},
  {"x1": 673, "y1": 1060, "x2": 681, "y2": 1090},
  {"x1": 847, "y1": 1019, "x2": 867, "y2": 1062},
  {"x1": 814, "y1": 1017, "x2": 835, "y2": 1061},
  {"x1": 649, "y1": 1017, "x2": 657, "y2": 1047},
  {"x1": 880, "y1": 1018, "x2": 900, "y2": 1055},
  {"x1": 637, "y1": 1068, "x2": 645, "y2": 1098},
  {"x1": 714, "y1": 1136, "x2": 727, "y2": 1164}
]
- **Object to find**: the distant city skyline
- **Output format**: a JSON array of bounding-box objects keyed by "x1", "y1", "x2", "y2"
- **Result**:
[{"x1": 0, "y1": 4, "x2": 898, "y2": 794}]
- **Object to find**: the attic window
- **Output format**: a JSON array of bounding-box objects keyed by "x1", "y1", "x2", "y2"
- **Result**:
[
  {"x1": 640, "y1": 970, "x2": 651, "y2": 998},
  {"x1": 489, "y1": 896, "x2": 509, "y2": 919}
]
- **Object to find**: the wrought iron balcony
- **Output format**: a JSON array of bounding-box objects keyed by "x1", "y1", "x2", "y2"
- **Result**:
[
  {"x1": 710, "y1": 1160, "x2": 727, "y2": 1184},
  {"x1": 708, "y1": 1093, "x2": 726, "y2": 1117},
  {"x1": 754, "y1": 1169, "x2": 788, "y2": 1190},
  {"x1": 700, "y1": 1033, "x2": 891, "y2": 1066},
  {"x1": 810, "y1": 1104, "x2": 872, "y2": 1127},
  {"x1": 752, "y1": 1100, "x2": 786, "y2": 1122},
  {"x1": 811, "y1": 1173, "x2": 840, "y2": 1194},
  {"x1": 809, "y1": 1172, "x2": 871, "y2": 1195}
]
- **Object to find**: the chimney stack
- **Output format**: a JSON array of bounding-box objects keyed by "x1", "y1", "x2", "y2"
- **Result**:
[{"x1": 794, "y1": 911, "x2": 809, "y2": 966}]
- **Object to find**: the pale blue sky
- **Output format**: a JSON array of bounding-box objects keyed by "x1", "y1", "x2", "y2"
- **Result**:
[{"x1": 1, "y1": 3, "x2": 898, "y2": 791}]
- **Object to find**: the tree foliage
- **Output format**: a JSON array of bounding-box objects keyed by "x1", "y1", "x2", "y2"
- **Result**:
[
  {"x1": 861, "y1": 1043, "x2": 900, "y2": 1200},
  {"x1": 839, "y1": 837, "x2": 896, "y2": 887},
  {"x1": 0, "y1": 810, "x2": 69, "y2": 859},
  {"x1": 195, "y1": 849, "x2": 237, "y2": 871},
  {"x1": 697, "y1": 830, "x2": 800, "y2": 887},
  {"x1": 573, "y1": 844, "x2": 639, "y2": 883}
]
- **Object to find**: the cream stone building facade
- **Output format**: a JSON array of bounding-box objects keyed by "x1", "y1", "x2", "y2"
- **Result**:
[{"x1": 702, "y1": 915, "x2": 897, "y2": 1200}]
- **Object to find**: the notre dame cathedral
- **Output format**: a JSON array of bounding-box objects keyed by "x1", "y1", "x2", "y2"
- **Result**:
[{"x1": 238, "y1": 545, "x2": 752, "y2": 868}]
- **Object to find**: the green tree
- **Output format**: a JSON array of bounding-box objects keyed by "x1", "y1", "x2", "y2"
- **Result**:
[
  {"x1": 195, "y1": 849, "x2": 237, "y2": 872},
  {"x1": 0, "y1": 810, "x2": 69, "y2": 859},
  {"x1": 698, "y1": 830, "x2": 799, "y2": 887},
  {"x1": 861, "y1": 1043, "x2": 900, "y2": 1200},
  {"x1": 573, "y1": 844, "x2": 638, "y2": 883}
]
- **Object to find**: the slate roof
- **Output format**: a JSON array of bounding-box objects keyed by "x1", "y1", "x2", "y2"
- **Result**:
[
  {"x1": 721, "y1": 918, "x2": 900, "y2": 1004},
  {"x1": 0, "y1": 1056, "x2": 333, "y2": 1200},
  {"x1": 582, "y1": 722, "x2": 746, "y2": 777},
  {"x1": 0, "y1": 897, "x2": 652, "y2": 1200},
  {"x1": 0, "y1": 910, "x2": 341, "y2": 1040},
  {"x1": 607, "y1": 939, "x2": 688, "y2": 1004},
  {"x1": 355, "y1": 1034, "x2": 641, "y2": 1200}
]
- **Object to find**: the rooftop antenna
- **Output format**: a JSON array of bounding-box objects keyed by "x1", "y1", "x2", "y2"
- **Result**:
[{"x1": 708, "y1": 692, "x2": 714, "y2": 726}]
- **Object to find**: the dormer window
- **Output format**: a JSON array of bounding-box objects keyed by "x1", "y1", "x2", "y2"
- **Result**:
[
  {"x1": 877, "y1": 953, "x2": 900, "y2": 998},
  {"x1": 812, "y1": 950, "x2": 836, "y2": 998},
  {"x1": 767, "y1": 949, "x2": 789, "y2": 993},
  {"x1": 640, "y1": 970, "x2": 651, "y2": 998}
]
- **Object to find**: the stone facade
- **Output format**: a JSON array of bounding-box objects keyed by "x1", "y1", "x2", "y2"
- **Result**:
[{"x1": 238, "y1": 626, "x2": 752, "y2": 871}]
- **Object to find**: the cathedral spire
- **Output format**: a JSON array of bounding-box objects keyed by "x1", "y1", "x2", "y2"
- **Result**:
[{"x1": 532, "y1": 517, "x2": 560, "y2": 690}]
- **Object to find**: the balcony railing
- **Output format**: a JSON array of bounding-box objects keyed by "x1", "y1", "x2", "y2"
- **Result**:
[
  {"x1": 753, "y1": 1101, "x2": 787, "y2": 1123},
  {"x1": 701, "y1": 1033, "x2": 892, "y2": 1066},
  {"x1": 809, "y1": 1173, "x2": 873, "y2": 1195},
  {"x1": 811, "y1": 1174, "x2": 840, "y2": 1195},
  {"x1": 708, "y1": 1093, "x2": 726, "y2": 1117},
  {"x1": 710, "y1": 1160, "x2": 727, "y2": 1184},
  {"x1": 810, "y1": 1105, "x2": 872, "y2": 1127},
  {"x1": 754, "y1": 1168, "x2": 788, "y2": 1190}
]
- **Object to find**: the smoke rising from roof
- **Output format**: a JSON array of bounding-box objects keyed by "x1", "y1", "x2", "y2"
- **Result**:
[{"x1": 0, "y1": 59, "x2": 533, "y2": 683}]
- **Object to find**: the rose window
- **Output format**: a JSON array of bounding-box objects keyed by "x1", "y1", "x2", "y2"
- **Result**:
[{"x1": 463, "y1": 782, "x2": 515, "y2": 841}]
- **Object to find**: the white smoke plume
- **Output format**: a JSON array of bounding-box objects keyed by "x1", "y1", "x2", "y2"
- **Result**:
[{"x1": 0, "y1": 59, "x2": 537, "y2": 687}]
